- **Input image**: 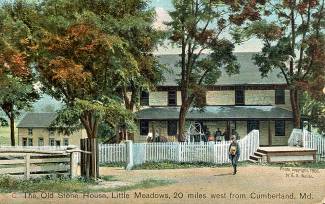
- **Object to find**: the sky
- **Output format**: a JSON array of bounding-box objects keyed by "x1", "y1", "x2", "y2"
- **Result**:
[{"x1": 150, "y1": 0, "x2": 264, "y2": 54}]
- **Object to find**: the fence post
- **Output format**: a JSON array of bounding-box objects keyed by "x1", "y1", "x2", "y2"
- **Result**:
[
  {"x1": 126, "y1": 140, "x2": 133, "y2": 170},
  {"x1": 176, "y1": 143, "x2": 181, "y2": 162},
  {"x1": 25, "y1": 153, "x2": 30, "y2": 179},
  {"x1": 70, "y1": 150, "x2": 79, "y2": 178}
]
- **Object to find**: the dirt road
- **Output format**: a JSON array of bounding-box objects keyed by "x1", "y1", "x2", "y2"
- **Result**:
[{"x1": 1, "y1": 165, "x2": 325, "y2": 204}]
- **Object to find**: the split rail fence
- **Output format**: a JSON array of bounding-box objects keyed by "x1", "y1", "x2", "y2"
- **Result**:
[{"x1": 0, "y1": 147, "x2": 79, "y2": 179}]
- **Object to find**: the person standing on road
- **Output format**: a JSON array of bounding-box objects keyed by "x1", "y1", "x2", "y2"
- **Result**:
[{"x1": 228, "y1": 135, "x2": 240, "y2": 175}]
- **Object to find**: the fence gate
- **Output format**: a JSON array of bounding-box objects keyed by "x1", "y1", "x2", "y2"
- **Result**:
[{"x1": 80, "y1": 138, "x2": 98, "y2": 179}]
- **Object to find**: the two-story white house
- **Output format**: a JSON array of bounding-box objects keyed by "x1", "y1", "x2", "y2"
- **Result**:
[{"x1": 134, "y1": 53, "x2": 294, "y2": 146}]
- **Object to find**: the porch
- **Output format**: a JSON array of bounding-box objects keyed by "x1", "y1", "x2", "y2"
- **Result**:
[
  {"x1": 249, "y1": 146, "x2": 317, "y2": 163},
  {"x1": 135, "y1": 105, "x2": 294, "y2": 145}
]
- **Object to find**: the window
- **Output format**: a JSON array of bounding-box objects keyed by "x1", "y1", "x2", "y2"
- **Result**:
[
  {"x1": 28, "y1": 128, "x2": 33, "y2": 136},
  {"x1": 140, "y1": 120, "x2": 149, "y2": 135},
  {"x1": 168, "y1": 91, "x2": 177, "y2": 106},
  {"x1": 38, "y1": 138, "x2": 44, "y2": 146},
  {"x1": 235, "y1": 88, "x2": 245, "y2": 105},
  {"x1": 56, "y1": 140, "x2": 61, "y2": 146},
  {"x1": 275, "y1": 89, "x2": 285, "y2": 104},
  {"x1": 22, "y1": 138, "x2": 27, "y2": 146},
  {"x1": 63, "y1": 138, "x2": 69, "y2": 146},
  {"x1": 49, "y1": 129, "x2": 55, "y2": 136},
  {"x1": 140, "y1": 91, "x2": 149, "y2": 106},
  {"x1": 167, "y1": 121, "x2": 177, "y2": 136},
  {"x1": 275, "y1": 120, "x2": 285, "y2": 136},
  {"x1": 28, "y1": 138, "x2": 33, "y2": 146},
  {"x1": 247, "y1": 120, "x2": 259, "y2": 133},
  {"x1": 49, "y1": 138, "x2": 55, "y2": 146}
]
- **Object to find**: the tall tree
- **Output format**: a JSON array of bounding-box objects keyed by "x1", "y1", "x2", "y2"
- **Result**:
[
  {"x1": 7, "y1": 0, "x2": 152, "y2": 178},
  {"x1": 246, "y1": 0, "x2": 325, "y2": 128},
  {"x1": 168, "y1": 0, "x2": 259, "y2": 141},
  {"x1": 95, "y1": 0, "x2": 164, "y2": 141},
  {"x1": 0, "y1": 6, "x2": 39, "y2": 146}
]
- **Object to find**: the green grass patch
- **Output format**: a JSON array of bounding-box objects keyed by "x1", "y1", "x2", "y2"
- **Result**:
[
  {"x1": 99, "y1": 175, "x2": 119, "y2": 181},
  {"x1": 112, "y1": 179, "x2": 174, "y2": 192},
  {"x1": 0, "y1": 126, "x2": 18, "y2": 146},
  {"x1": 100, "y1": 162, "x2": 126, "y2": 168},
  {"x1": 0, "y1": 176, "x2": 92, "y2": 193},
  {"x1": 0, "y1": 175, "x2": 173, "y2": 193},
  {"x1": 131, "y1": 161, "x2": 250, "y2": 170}
]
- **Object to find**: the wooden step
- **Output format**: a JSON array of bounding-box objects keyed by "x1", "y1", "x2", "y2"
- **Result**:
[
  {"x1": 254, "y1": 152, "x2": 266, "y2": 157},
  {"x1": 249, "y1": 155, "x2": 261, "y2": 161},
  {"x1": 256, "y1": 148, "x2": 268, "y2": 154}
]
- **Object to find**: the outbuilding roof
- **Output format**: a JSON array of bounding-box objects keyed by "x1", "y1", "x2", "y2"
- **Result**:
[
  {"x1": 17, "y1": 112, "x2": 57, "y2": 128},
  {"x1": 136, "y1": 106, "x2": 293, "y2": 120},
  {"x1": 157, "y1": 52, "x2": 286, "y2": 86}
]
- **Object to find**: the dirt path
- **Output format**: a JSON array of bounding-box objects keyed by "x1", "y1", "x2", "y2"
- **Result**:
[{"x1": 1, "y1": 165, "x2": 325, "y2": 204}]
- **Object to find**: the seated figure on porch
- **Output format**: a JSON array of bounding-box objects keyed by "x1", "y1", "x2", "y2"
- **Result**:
[
  {"x1": 232, "y1": 129, "x2": 240, "y2": 140},
  {"x1": 223, "y1": 129, "x2": 230, "y2": 141},
  {"x1": 146, "y1": 132, "x2": 168, "y2": 143}
]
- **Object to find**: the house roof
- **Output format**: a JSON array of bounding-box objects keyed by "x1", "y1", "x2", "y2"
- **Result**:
[
  {"x1": 136, "y1": 106, "x2": 293, "y2": 120},
  {"x1": 157, "y1": 52, "x2": 286, "y2": 86},
  {"x1": 17, "y1": 112, "x2": 57, "y2": 128}
]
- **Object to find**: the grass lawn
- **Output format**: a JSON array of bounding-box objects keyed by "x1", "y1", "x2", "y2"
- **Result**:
[
  {"x1": 0, "y1": 175, "x2": 173, "y2": 193},
  {"x1": 131, "y1": 161, "x2": 251, "y2": 170},
  {"x1": 0, "y1": 125, "x2": 18, "y2": 146}
]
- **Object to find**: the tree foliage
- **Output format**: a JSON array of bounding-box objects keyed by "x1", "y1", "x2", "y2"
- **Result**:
[
  {"x1": 0, "y1": 6, "x2": 39, "y2": 146},
  {"x1": 301, "y1": 92, "x2": 325, "y2": 133},
  {"x1": 246, "y1": 0, "x2": 325, "y2": 127},
  {"x1": 167, "y1": 0, "x2": 257, "y2": 141}
]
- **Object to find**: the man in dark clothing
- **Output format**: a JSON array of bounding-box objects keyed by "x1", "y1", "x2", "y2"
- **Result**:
[
  {"x1": 228, "y1": 135, "x2": 240, "y2": 175},
  {"x1": 223, "y1": 129, "x2": 230, "y2": 141},
  {"x1": 215, "y1": 128, "x2": 222, "y2": 142}
]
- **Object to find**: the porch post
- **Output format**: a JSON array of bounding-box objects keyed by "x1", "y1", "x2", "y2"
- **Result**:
[{"x1": 268, "y1": 120, "x2": 272, "y2": 146}]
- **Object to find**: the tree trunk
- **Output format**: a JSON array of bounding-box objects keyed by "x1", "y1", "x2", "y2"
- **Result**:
[
  {"x1": 10, "y1": 116, "x2": 15, "y2": 146},
  {"x1": 2, "y1": 103, "x2": 15, "y2": 146},
  {"x1": 290, "y1": 89, "x2": 301, "y2": 128},
  {"x1": 80, "y1": 112, "x2": 99, "y2": 179},
  {"x1": 178, "y1": 104, "x2": 188, "y2": 142}
]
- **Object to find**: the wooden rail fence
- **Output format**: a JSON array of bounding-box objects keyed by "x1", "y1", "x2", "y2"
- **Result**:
[{"x1": 0, "y1": 147, "x2": 79, "y2": 179}]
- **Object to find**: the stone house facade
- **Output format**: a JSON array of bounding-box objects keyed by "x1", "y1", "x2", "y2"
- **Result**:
[
  {"x1": 133, "y1": 53, "x2": 295, "y2": 146},
  {"x1": 17, "y1": 112, "x2": 87, "y2": 147}
]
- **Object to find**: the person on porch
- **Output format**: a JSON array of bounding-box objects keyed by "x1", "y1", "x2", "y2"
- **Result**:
[
  {"x1": 215, "y1": 128, "x2": 222, "y2": 142},
  {"x1": 223, "y1": 129, "x2": 230, "y2": 141}
]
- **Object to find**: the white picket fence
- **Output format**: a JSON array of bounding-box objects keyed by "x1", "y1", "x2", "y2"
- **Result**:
[
  {"x1": 98, "y1": 130, "x2": 260, "y2": 166},
  {"x1": 288, "y1": 129, "x2": 325, "y2": 162},
  {"x1": 99, "y1": 143, "x2": 126, "y2": 163}
]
